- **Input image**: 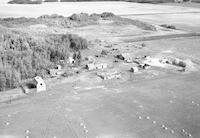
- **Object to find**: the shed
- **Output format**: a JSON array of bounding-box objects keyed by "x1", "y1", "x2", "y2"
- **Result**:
[
  {"x1": 130, "y1": 67, "x2": 139, "y2": 73},
  {"x1": 34, "y1": 76, "x2": 46, "y2": 92},
  {"x1": 117, "y1": 53, "x2": 132, "y2": 63},
  {"x1": 20, "y1": 76, "x2": 46, "y2": 94}
]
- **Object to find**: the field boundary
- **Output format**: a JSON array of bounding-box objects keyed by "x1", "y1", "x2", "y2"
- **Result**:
[{"x1": 122, "y1": 32, "x2": 200, "y2": 42}]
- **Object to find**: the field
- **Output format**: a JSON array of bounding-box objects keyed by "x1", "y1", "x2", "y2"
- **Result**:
[
  {"x1": 1, "y1": 1, "x2": 200, "y2": 18},
  {"x1": 0, "y1": 1, "x2": 200, "y2": 138}
]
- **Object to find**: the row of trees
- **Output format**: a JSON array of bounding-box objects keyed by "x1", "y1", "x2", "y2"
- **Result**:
[
  {"x1": 8, "y1": 0, "x2": 199, "y2": 4},
  {"x1": 8, "y1": 0, "x2": 42, "y2": 4},
  {"x1": 8, "y1": 0, "x2": 120, "y2": 4}
]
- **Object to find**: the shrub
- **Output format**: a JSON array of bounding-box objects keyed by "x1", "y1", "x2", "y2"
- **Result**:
[
  {"x1": 0, "y1": 66, "x2": 21, "y2": 91},
  {"x1": 38, "y1": 14, "x2": 64, "y2": 19},
  {"x1": 0, "y1": 13, "x2": 155, "y2": 30},
  {"x1": 69, "y1": 13, "x2": 91, "y2": 21},
  {"x1": 100, "y1": 12, "x2": 115, "y2": 18},
  {"x1": 0, "y1": 17, "x2": 39, "y2": 28},
  {"x1": 0, "y1": 73, "x2": 6, "y2": 91},
  {"x1": 69, "y1": 35, "x2": 88, "y2": 50}
]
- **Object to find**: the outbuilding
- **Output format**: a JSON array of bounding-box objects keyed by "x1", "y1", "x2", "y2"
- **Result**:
[
  {"x1": 20, "y1": 76, "x2": 46, "y2": 94},
  {"x1": 130, "y1": 67, "x2": 139, "y2": 73}
]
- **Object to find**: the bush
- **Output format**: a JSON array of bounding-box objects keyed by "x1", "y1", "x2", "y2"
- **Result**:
[
  {"x1": 38, "y1": 14, "x2": 64, "y2": 19},
  {"x1": 0, "y1": 17, "x2": 39, "y2": 28},
  {"x1": 100, "y1": 12, "x2": 115, "y2": 18},
  {"x1": 0, "y1": 66, "x2": 21, "y2": 91},
  {"x1": 69, "y1": 13, "x2": 91, "y2": 21},
  {"x1": 0, "y1": 13, "x2": 155, "y2": 30},
  {"x1": 69, "y1": 35, "x2": 88, "y2": 50},
  {"x1": 0, "y1": 73, "x2": 6, "y2": 91},
  {"x1": 0, "y1": 13, "x2": 99, "y2": 28}
]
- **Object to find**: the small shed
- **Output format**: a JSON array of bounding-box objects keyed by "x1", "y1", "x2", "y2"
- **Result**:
[
  {"x1": 130, "y1": 67, "x2": 139, "y2": 73},
  {"x1": 34, "y1": 76, "x2": 46, "y2": 92},
  {"x1": 117, "y1": 53, "x2": 132, "y2": 63},
  {"x1": 20, "y1": 76, "x2": 46, "y2": 94}
]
